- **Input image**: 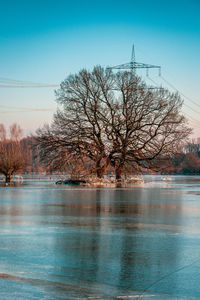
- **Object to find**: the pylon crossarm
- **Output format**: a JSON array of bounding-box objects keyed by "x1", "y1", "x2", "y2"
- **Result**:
[
  {"x1": 135, "y1": 62, "x2": 160, "y2": 69},
  {"x1": 107, "y1": 62, "x2": 160, "y2": 70},
  {"x1": 106, "y1": 45, "x2": 161, "y2": 76},
  {"x1": 107, "y1": 63, "x2": 131, "y2": 70}
]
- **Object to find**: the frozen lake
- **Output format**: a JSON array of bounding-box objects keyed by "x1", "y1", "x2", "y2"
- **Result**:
[{"x1": 0, "y1": 175, "x2": 200, "y2": 299}]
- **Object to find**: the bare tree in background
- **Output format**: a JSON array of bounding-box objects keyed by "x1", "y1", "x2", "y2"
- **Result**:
[
  {"x1": 185, "y1": 140, "x2": 200, "y2": 155},
  {"x1": 0, "y1": 123, "x2": 26, "y2": 183},
  {"x1": 36, "y1": 66, "x2": 191, "y2": 180},
  {"x1": 9, "y1": 123, "x2": 23, "y2": 141},
  {"x1": 35, "y1": 124, "x2": 92, "y2": 177},
  {"x1": 0, "y1": 124, "x2": 6, "y2": 141}
]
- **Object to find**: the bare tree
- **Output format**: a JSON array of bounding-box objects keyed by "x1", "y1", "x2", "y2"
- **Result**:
[
  {"x1": 36, "y1": 67, "x2": 191, "y2": 180},
  {"x1": 0, "y1": 124, "x2": 6, "y2": 141},
  {"x1": 0, "y1": 123, "x2": 26, "y2": 183},
  {"x1": 9, "y1": 123, "x2": 23, "y2": 141},
  {"x1": 185, "y1": 140, "x2": 200, "y2": 155}
]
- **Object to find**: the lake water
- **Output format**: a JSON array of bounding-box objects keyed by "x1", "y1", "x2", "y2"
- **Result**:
[{"x1": 0, "y1": 175, "x2": 200, "y2": 299}]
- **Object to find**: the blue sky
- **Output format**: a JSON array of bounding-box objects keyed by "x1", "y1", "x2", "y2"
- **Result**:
[{"x1": 0, "y1": 0, "x2": 200, "y2": 136}]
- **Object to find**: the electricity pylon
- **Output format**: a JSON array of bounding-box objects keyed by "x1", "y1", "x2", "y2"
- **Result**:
[{"x1": 107, "y1": 44, "x2": 161, "y2": 76}]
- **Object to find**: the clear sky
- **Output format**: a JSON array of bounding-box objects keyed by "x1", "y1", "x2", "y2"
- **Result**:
[{"x1": 0, "y1": 0, "x2": 200, "y2": 137}]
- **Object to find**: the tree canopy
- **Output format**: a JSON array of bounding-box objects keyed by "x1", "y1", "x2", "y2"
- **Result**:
[{"x1": 36, "y1": 66, "x2": 191, "y2": 179}]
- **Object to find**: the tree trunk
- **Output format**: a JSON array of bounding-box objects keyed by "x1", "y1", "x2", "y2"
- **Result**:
[
  {"x1": 115, "y1": 167, "x2": 123, "y2": 181},
  {"x1": 5, "y1": 173, "x2": 14, "y2": 183},
  {"x1": 96, "y1": 160, "x2": 104, "y2": 178},
  {"x1": 96, "y1": 168, "x2": 104, "y2": 178}
]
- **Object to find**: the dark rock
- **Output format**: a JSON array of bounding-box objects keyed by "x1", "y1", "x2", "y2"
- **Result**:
[{"x1": 56, "y1": 179, "x2": 86, "y2": 185}]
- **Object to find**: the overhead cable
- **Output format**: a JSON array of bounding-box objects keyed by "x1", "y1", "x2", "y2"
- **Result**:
[
  {"x1": 160, "y1": 75, "x2": 200, "y2": 108},
  {"x1": 147, "y1": 75, "x2": 200, "y2": 115},
  {"x1": 0, "y1": 76, "x2": 59, "y2": 88},
  {"x1": 0, "y1": 84, "x2": 59, "y2": 88}
]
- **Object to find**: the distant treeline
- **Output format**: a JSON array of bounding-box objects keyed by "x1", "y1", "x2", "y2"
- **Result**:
[{"x1": 161, "y1": 142, "x2": 200, "y2": 175}]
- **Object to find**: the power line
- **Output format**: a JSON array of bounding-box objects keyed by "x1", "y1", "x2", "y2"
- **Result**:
[
  {"x1": 0, "y1": 77, "x2": 47, "y2": 85},
  {"x1": 0, "y1": 104, "x2": 53, "y2": 110},
  {"x1": 0, "y1": 76, "x2": 59, "y2": 88},
  {"x1": 146, "y1": 76, "x2": 160, "y2": 86},
  {"x1": 0, "y1": 77, "x2": 59, "y2": 113},
  {"x1": 184, "y1": 113, "x2": 200, "y2": 130},
  {"x1": 184, "y1": 112, "x2": 200, "y2": 123},
  {"x1": 147, "y1": 75, "x2": 200, "y2": 128},
  {"x1": 160, "y1": 75, "x2": 200, "y2": 108},
  {"x1": 0, "y1": 104, "x2": 55, "y2": 114},
  {"x1": 0, "y1": 109, "x2": 55, "y2": 114},
  {"x1": 147, "y1": 75, "x2": 200, "y2": 115},
  {"x1": 159, "y1": 76, "x2": 200, "y2": 114},
  {"x1": 0, "y1": 84, "x2": 59, "y2": 88}
]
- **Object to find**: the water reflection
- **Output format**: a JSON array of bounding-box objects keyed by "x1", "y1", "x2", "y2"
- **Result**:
[{"x1": 0, "y1": 176, "x2": 200, "y2": 299}]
